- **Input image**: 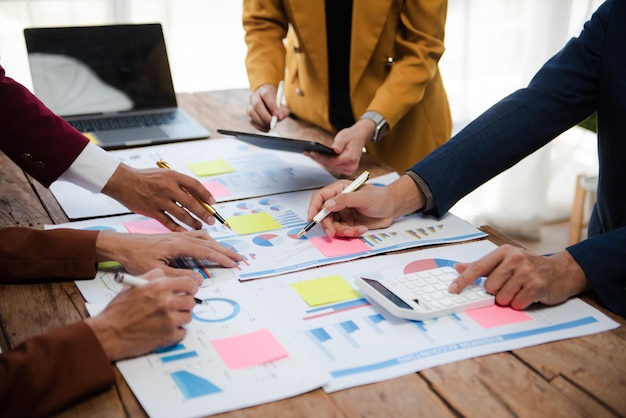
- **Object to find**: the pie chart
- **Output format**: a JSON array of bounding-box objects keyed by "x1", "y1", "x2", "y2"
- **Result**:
[
  {"x1": 252, "y1": 233, "x2": 283, "y2": 247},
  {"x1": 403, "y1": 258, "x2": 456, "y2": 274}
]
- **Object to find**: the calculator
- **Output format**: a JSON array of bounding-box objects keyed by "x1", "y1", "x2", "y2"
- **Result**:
[{"x1": 354, "y1": 266, "x2": 495, "y2": 321}]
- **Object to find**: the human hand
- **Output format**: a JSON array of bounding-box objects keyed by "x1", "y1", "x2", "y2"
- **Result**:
[
  {"x1": 306, "y1": 174, "x2": 425, "y2": 237},
  {"x1": 102, "y1": 164, "x2": 221, "y2": 231},
  {"x1": 95, "y1": 230, "x2": 243, "y2": 275},
  {"x1": 247, "y1": 83, "x2": 290, "y2": 132},
  {"x1": 307, "y1": 181, "x2": 394, "y2": 238},
  {"x1": 448, "y1": 245, "x2": 590, "y2": 310},
  {"x1": 86, "y1": 268, "x2": 200, "y2": 361},
  {"x1": 306, "y1": 120, "x2": 372, "y2": 176}
]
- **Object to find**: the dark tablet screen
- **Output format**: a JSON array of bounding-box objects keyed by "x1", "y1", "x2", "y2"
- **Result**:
[{"x1": 218, "y1": 129, "x2": 336, "y2": 155}]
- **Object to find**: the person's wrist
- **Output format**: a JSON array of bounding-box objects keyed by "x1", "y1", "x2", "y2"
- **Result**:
[
  {"x1": 95, "y1": 230, "x2": 123, "y2": 263},
  {"x1": 85, "y1": 316, "x2": 121, "y2": 361},
  {"x1": 359, "y1": 111, "x2": 389, "y2": 143},
  {"x1": 389, "y1": 175, "x2": 426, "y2": 217}
]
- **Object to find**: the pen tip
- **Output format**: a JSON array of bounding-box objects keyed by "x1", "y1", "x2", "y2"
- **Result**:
[{"x1": 296, "y1": 230, "x2": 306, "y2": 238}]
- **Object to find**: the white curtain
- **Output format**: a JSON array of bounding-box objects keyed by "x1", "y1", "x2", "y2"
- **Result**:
[
  {"x1": 0, "y1": 0, "x2": 601, "y2": 240},
  {"x1": 442, "y1": 0, "x2": 601, "y2": 240}
]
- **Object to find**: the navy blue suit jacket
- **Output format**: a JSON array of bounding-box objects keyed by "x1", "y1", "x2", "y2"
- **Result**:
[{"x1": 409, "y1": 0, "x2": 626, "y2": 318}]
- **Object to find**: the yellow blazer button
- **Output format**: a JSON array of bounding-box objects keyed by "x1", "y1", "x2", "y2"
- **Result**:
[
  {"x1": 33, "y1": 161, "x2": 46, "y2": 170},
  {"x1": 20, "y1": 153, "x2": 33, "y2": 162},
  {"x1": 295, "y1": 88, "x2": 303, "y2": 96}
]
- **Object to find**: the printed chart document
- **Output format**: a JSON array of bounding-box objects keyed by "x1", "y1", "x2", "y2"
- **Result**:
[
  {"x1": 106, "y1": 280, "x2": 329, "y2": 418},
  {"x1": 49, "y1": 188, "x2": 486, "y2": 282},
  {"x1": 50, "y1": 137, "x2": 336, "y2": 219},
  {"x1": 243, "y1": 240, "x2": 620, "y2": 392}
]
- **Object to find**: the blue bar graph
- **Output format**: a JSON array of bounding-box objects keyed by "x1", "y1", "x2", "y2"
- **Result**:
[{"x1": 170, "y1": 371, "x2": 221, "y2": 399}]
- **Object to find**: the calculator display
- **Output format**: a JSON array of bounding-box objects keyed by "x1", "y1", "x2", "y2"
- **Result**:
[{"x1": 360, "y1": 278, "x2": 414, "y2": 310}]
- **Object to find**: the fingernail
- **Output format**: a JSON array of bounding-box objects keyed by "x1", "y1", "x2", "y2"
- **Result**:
[{"x1": 448, "y1": 282, "x2": 458, "y2": 293}]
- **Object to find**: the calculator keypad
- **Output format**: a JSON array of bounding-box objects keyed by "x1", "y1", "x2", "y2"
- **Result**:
[{"x1": 378, "y1": 266, "x2": 494, "y2": 317}]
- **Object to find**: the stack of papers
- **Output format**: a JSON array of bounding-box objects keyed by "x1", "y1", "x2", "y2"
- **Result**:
[{"x1": 50, "y1": 144, "x2": 619, "y2": 417}]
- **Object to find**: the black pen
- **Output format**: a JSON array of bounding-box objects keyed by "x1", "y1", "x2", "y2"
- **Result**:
[
  {"x1": 113, "y1": 271, "x2": 203, "y2": 304},
  {"x1": 297, "y1": 171, "x2": 370, "y2": 238},
  {"x1": 156, "y1": 159, "x2": 232, "y2": 230}
]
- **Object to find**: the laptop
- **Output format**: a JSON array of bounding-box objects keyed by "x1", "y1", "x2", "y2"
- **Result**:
[{"x1": 24, "y1": 23, "x2": 210, "y2": 149}]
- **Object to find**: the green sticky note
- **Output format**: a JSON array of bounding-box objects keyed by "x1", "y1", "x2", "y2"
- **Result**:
[
  {"x1": 97, "y1": 261, "x2": 122, "y2": 270},
  {"x1": 226, "y1": 212, "x2": 282, "y2": 235},
  {"x1": 291, "y1": 274, "x2": 361, "y2": 306},
  {"x1": 187, "y1": 159, "x2": 235, "y2": 177}
]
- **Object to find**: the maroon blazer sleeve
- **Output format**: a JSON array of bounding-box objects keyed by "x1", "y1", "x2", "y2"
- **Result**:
[
  {"x1": 0, "y1": 228, "x2": 99, "y2": 282},
  {"x1": 0, "y1": 321, "x2": 115, "y2": 418},
  {"x1": 0, "y1": 65, "x2": 89, "y2": 187}
]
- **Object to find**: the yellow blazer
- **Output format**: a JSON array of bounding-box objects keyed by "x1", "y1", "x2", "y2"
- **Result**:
[{"x1": 244, "y1": 0, "x2": 451, "y2": 172}]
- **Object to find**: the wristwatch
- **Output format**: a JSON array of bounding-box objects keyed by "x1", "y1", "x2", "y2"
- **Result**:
[{"x1": 360, "y1": 111, "x2": 389, "y2": 143}]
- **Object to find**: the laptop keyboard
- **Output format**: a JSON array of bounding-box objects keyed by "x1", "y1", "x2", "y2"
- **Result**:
[{"x1": 69, "y1": 111, "x2": 183, "y2": 132}]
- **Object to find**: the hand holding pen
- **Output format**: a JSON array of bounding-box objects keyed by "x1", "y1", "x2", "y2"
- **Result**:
[
  {"x1": 269, "y1": 80, "x2": 284, "y2": 131},
  {"x1": 156, "y1": 160, "x2": 232, "y2": 230},
  {"x1": 297, "y1": 171, "x2": 370, "y2": 237},
  {"x1": 114, "y1": 271, "x2": 205, "y2": 305}
]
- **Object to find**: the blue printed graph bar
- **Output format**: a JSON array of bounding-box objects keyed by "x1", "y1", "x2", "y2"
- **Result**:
[
  {"x1": 303, "y1": 298, "x2": 371, "y2": 320},
  {"x1": 170, "y1": 370, "x2": 222, "y2": 399}
]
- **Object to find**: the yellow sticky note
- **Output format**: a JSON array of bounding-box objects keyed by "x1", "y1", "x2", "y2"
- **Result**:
[
  {"x1": 291, "y1": 274, "x2": 361, "y2": 306},
  {"x1": 83, "y1": 132, "x2": 99, "y2": 145},
  {"x1": 226, "y1": 212, "x2": 282, "y2": 235},
  {"x1": 187, "y1": 159, "x2": 235, "y2": 177}
]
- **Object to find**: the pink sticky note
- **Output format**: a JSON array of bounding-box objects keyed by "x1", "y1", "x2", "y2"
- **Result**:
[
  {"x1": 211, "y1": 328, "x2": 289, "y2": 370},
  {"x1": 466, "y1": 304, "x2": 533, "y2": 328},
  {"x1": 124, "y1": 219, "x2": 170, "y2": 234},
  {"x1": 309, "y1": 236, "x2": 371, "y2": 257},
  {"x1": 202, "y1": 181, "x2": 232, "y2": 198}
]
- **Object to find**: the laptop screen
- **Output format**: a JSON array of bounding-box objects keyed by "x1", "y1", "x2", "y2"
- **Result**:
[{"x1": 24, "y1": 23, "x2": 177, "y2": 117}]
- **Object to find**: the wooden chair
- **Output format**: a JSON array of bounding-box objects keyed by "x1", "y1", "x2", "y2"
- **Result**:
[{"x1": 568, "y1": 174, "x2": 598, "y2": 245}]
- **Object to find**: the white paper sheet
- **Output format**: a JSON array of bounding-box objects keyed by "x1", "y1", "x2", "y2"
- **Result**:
[
  {"x1": 50, "y1": 137, "x2": 337, "y2": 219},
  {"x1": 92, "y1": 280, "x2": 329, "y2": 418},
  {"x1": 49, "y1": 187, "x2": 486, "y2": 282},
  {"x1": 243, "y1": 240, "x2": 620, "y2": 392}
]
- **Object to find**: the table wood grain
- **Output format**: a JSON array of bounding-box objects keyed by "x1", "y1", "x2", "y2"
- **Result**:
[{"x1": 0, "y1": 90, "x2": 623, "y2": 418}]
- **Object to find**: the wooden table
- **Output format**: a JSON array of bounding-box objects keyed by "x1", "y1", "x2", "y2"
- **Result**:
[{"x1": 1, "y1": 90, "x2": 624, "y2": 418}]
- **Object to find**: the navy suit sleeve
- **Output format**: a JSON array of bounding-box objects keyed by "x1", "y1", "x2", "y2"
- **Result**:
[
  {"x1": 567, "y1": 228, "x2": 626, "y2": 318},
  {"x1": 407, "y1": 0, "x2": 626, "y2": 318}
]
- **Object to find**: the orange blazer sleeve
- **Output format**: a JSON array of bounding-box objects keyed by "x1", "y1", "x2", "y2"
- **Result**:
[
  {"x1": 0, "y1": 321, "x2": 115, "y2": 418},
  {"x1": 0, "y1": 228, "x2": 99, "y2": 282}
]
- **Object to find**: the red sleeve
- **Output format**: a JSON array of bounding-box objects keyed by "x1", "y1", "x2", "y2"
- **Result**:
[
  {"x1": 0, "y1": 228, "x2": 99, "y2": 282},
  {"x1": 0, "y1": 321, "x2": 116, "y2": 418},
  {"x1": 0, "y1": 65, "x2": 89, "y2": 187}
]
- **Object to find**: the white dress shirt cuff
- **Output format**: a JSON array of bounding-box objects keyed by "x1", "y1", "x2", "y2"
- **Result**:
[{"x1": 59, "y1": 143, "x2": 120, "y2": 193}]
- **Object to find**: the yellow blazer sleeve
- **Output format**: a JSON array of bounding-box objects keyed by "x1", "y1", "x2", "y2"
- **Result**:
[{"x1": 243, "y1": 0, "x2": 290, "y2": 91}]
